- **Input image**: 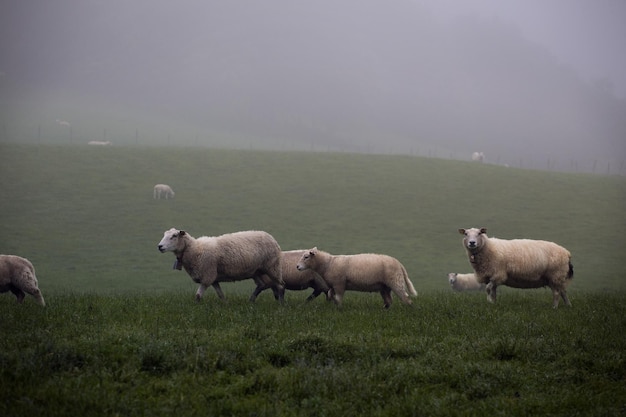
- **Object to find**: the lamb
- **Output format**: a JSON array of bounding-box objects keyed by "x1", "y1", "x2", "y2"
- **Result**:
[
  {"x1": 157, "y1": 228, "x2": 284, "y2": 302},
  {"x1": 249, "y1": 250, "x2": 330, "y2": 302},
  {"x1": 459, "y1": 227, "x2": 574, "y2": 308},
  {"x1": 153, "y1": 184, "x2": 175, "y2": 200},
  {"x1": 447, "y1": 272, "x2": 485, "y2": 292},
  {"x1": 0, "y1": 255, "x2": 45, "y2": 306},
  {"x1": 296, "y1": 247, "x2": 417, "y2": 309}
]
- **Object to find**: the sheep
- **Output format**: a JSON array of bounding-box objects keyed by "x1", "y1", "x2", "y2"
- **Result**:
[
  {"x1": 157, "y1": 228, "x2": 284, "y2": 302},
  {"x1": 472, "y1": 151, "x2": 485, "y2": 162},
  {"x1": 447, "y1": 272, "x2": 485, "y2": 292},
  {"x1": 249, "y1": 250, "x2": 331, "y2": 302},
  {"x1": 459, "y1": 227, "x2": 573, "y2": 308},
  {"x1": 153, "y1": 184, "x2": 175, "y2": 200},
  {"x1": 88, "y1": 140, "x2": 112, "y2": 146},
  {"x1": 296, "y1": 247, "x2": 417, "y2": 309},
  {"x1": 0, "y1": 255, "x2": 45, "y2": 306}
]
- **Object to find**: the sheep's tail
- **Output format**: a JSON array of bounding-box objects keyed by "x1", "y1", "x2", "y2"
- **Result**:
[
  {"x1": 567, "y1": 260, "x2": 574, "y2": 280},
  {"x1": 402, "y1": 265, "x2": 418, "y2": 297}
]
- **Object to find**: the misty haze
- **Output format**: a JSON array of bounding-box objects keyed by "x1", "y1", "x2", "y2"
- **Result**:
[{"x1": 1, "y1": 0, "x2": 625, "y2": 173}]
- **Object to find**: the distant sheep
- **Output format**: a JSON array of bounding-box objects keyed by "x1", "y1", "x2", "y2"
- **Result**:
[
  {"x1": 88, "y1": 141, "x2": 112, "y2": 146},
  {"x1": 296, "y1": 247, "x2": 417, "y2": 309},
  {"x1": 459, "y1": 228, "x2": 573, "y2": 308},
  {"x1": 472, "y1": 152, "x2": 485, "y2": 162},
  {"x1": 153, "y1": 184, "x2": 175, "y2": 200},
  {"x1": 157, "y1": 228, "x2": 284, "y2": 302},
  {"x1": 250, "y1": 250, "x2": 330, "y2": 302},
  {"x1": 0, "y1": 255, "x2": 45, "y2": 306},
  {"x1": 447, "y1": 272, "x2": 485, "y2": 292}
]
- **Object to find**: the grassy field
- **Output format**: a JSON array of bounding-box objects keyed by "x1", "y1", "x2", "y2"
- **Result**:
[
  {"x1": 0, "y1": 143, "x2": 625, "y2": 416},
  {"x1": 1, "y1": 292, "x2": 625, "y2": 416}
]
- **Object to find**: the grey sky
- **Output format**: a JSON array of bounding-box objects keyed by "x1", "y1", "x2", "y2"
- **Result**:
[
  {"x1": 419, "y1": 0, "x2": 626, "y2": 99},
  {"x1": 0, "y1": 0, "x2": 624, "y2": 171}
]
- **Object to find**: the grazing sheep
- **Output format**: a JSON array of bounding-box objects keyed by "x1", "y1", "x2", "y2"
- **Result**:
[
  {"x1": 448, "y1": 272, "x2": 485, "y2": 292},
  {"x1": 472, "y1": 151, "x2": 485, "y2": 162},
  {"x1": 296, "y1": 247, "x2": 417, "y2": 309},
  {"x1": 459, "y1": 228, "x2": 573, "y2": 308},
  {"x1": 157, "y1": 228, "x2": 284, "y2": 302},
  {"x1": 0, "y1": 255, "x2": 45, "y2": 306},
  {"x1": 153, "y1": 184, "x2": 175, "y2": 200},
  {"x1": 250, "y1": 250, "x2": 330, "y2": 302},
  {"x1": 88, "y1": 140, "x2": 112, "y2": 146}
]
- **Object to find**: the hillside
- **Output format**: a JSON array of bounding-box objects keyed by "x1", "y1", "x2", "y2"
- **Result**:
[{"x1": 0, "y1": 143, "x2": 624, "y2": 297}]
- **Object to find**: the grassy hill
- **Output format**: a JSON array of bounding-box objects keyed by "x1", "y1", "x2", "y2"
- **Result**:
[
  {"x1": 1, "y1": 143, "x2": 625, "y2": 416},
  {"x1": 0, "y1": 142, "x2": 624, "y2": 297}
]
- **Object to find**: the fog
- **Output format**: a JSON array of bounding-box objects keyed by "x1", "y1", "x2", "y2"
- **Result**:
[{"x1": 1, "y1": 0, "x2": 625, "y2": 172}]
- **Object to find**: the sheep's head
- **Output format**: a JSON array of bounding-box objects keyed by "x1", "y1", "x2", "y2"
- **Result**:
[
  {"x1": 158, "y1": 228, "x2": 186, "y2": 253},
  {"x1": 459, "y1": 228, "x2": 487, "y2": 251},
  {"x1": 296, "y1": 247, "x2": 317, "y2": 271},
  {"x1": 448, "y1": 272, "x2": 458, "y2": 285}
]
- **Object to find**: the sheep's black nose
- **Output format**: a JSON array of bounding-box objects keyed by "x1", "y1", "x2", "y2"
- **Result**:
[{"x1": 158, "y1": 245, "x2": 164, "y2": 251}]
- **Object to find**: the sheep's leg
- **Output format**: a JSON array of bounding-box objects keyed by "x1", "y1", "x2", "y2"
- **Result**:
[
  {"x1": 305, "y1": 289, "x2": 320, "y2": 302},
  {"x1": 195, "y1": 284, "x2": 209, "y2": 302},
  {"x1": 380, "y1": 288, "x2": 393, "y2": 309},
  {"x1": 211, "y1": 283, "x2": 226, "y2": 300},
  {"x1": 332, "y1": 285, "x2": 345, "y2": 307},
  {"x1": 249, "y1": 286, "x2": 263, "y2": 302},
  {"x1": 560, "y1": 290, "x2": 572, "y2": 307},
  {"x1": 249, "y1": 277, "x2": 269, "y2": 302},
  {"x1": 10, "y1": 287, "x2": 25, "y2": 304},
  {"x1": 552, "y1": 288, "x2": 571, "y2": 308},
  {"x1": 486, "y1": 282, "x2": 497, "y2": 303}
]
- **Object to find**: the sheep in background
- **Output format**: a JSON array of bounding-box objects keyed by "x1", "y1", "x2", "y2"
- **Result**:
[
  {"x1": 448, "y1": 272, "x2": 485, "y2": 292},
  {"x1": 472, "y1": 152, "x2": 485, "y2": 162},
  {"x1": 153, "y1": 184, "x2": 175, "y2": 200},
  {"x1": 250, "y1": 250, "x2": 330, "y2": 302},
  {"x1": 0, "y1": 255, "x2": 45, "y2": 306},
  {"x1": 157, "y1": 228, "x2": 284, "y2": 302},
  {"x1": 88, "y1": 141, "x2": 112, "y2": 146},
  {"x1": 296, "y1": 247, "x2": 417, "y2": 309},
  {"x1": 459, "y1": 227, "x2": 573, "y2": 308}
]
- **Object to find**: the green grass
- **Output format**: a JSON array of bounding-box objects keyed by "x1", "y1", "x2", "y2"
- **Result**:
[
  {"x1": 1, "y1": 292, "x2": 625, "y2": 416},
  {"x1": 0, "y1": 143, "x2": 624, "y2": 295},
  {"x1": 0, "y1": 143, "x2": 625, "y2": 416}
]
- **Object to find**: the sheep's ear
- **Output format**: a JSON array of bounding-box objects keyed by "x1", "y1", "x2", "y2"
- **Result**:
[
  {"x1": 179, "y1": 230, "x2": 186, "y2": 236},
  {"x1": 458, "y1": 229, "x2": 466, "y2": 235},
  {"x1": 310, "y1": 247, "x2": 317, "y2": 255},
  {"x1": 479, "y1": 228, "x2": 487, "y2": 234}
]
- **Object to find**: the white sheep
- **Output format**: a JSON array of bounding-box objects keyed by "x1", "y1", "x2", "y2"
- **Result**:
[
  {"x1": 0, "y1": 255, "x2": 45, "y2": 306},
  {"x1": 447, "y1": 272, "x2": 485, "y2": 292},
  {"x1": 459, "y1": 227, "x2": 574, "y2": 308},
  {"x1": 472, "y1": 151, "x2": 485, "y2": 162},
  {"x1": 157, "y1": 228, "x2": 284, "y2": 302},
  {"x1": 250, "y1": 250, "x2": 330, "y2": 302},
  {"x1": 296, "y1": 247, "x2": 417, "y2": 309},
  {"x1": 88, "y1": 140, "x2": 112, "y2": 146},
  {"x1": 153, "y1": 184, "x2": 175, "y2": 200}
]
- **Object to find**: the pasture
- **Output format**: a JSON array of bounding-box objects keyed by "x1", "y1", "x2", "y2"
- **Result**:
[{"x1": 1, "y1": 143, "x2": 625, "y2": 415}]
